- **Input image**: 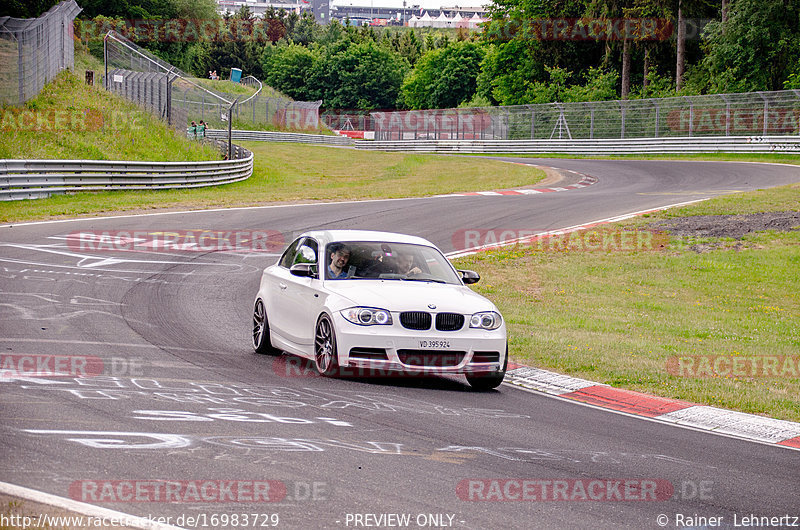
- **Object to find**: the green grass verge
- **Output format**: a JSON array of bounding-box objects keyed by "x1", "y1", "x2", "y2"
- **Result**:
[
  {"x1": 0, "y1": 143, "x2": 545, "y2": 222},
  {"x1": 191, "y1": 77, "x2": 258, "y2": 96},
  {"x1": 453, "y1": 182, "x2": 800, "y2": 422}
]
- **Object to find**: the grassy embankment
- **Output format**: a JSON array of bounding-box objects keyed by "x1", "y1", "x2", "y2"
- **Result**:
[
  {"x1": 0, "y1": 73, "x2": 219, "y2": 163},
  {"x1": 453, "y1": 183, "x2": 800, "y2": 422}
]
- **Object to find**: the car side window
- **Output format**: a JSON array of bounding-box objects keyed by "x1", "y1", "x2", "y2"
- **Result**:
[
  {"x1": 279, "y1": 238, "x2": 302, "y2": 269},
  {"x1": 293, "y1": 239, "x2": 318, "y2": 266}
]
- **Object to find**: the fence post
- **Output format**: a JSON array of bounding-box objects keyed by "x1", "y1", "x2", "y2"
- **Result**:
[
  {"x1": 60, "y1": 17, "x2": 65, "y2": 71},
  {"x1": 794, "y1": 90, "x2": 800, "y2": 135},
  {"x1": 228, "y1": 98, "x2": 239, "y2": 160},
  {"x1": 588, "y1": 102, "x2": 594, "y2": 139},
  {"x1": 166, "y1": 72, "x2": 177, "y2": 127},
  {"x1": 654, "y1": 99, "x2": 660, "y2": 137},
  {"x1": 683, "y1": 97, "x2": 693, "y2": 137},
  {"x1": 720, "y1": 94, "x2": 730, "y2": 136},
  {"x1": 103, "y1": 34, "x2": 110, "y2": 89},
  {"x1": 758, "y1": 91, "x2": 768, "y2": 135},
  {"x1": 620, "y1": 101, "x2": 625, "y2": 139},
  {"x1": 16, "y1": 30, "x2": 24, "y2": 104}
]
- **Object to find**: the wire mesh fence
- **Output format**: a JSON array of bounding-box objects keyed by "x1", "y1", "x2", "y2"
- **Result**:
[
  {"x1": 231, "y1": 95, "x2": 323, "y2": 131},
  {"x1": 0, "y1": 0, "x2": 82, "y2": 105},
  {"x1": 103, "y1": 31, "x2": 216, "y2": 134},
  {"x1": 104, "y1": 31, "x2": 321, "y2": 134},
  {"x1": 371, "y1": 91, "x2": 800, "y2": 141}
]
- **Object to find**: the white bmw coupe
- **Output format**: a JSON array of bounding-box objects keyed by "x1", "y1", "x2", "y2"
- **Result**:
[{"x1": 252, "y1": 230, "x2": 507, "y2": 390}]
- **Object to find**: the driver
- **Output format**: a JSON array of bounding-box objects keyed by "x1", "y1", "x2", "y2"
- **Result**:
[{"x1": 327, "y1": 243, "x2": 351, "y2": 279}]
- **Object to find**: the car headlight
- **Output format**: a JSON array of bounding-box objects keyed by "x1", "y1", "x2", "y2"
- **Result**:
[
  {"x1": 342, "y1": 307, "x2": 393, "y2": 326},
  {"x1": 469, "y1": 311, "x2": 502, "y2": 330}
]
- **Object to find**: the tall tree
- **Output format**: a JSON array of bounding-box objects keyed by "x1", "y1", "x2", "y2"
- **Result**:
[
  {"x1": 400, "y1": 41, "x2": 485, "y2": 109},
  {"x1": 687, "y1": 0, "x2": 800, "y2": 92},
  {"x1": 676, "y1": 0, "x2": 685, "y2": 90},
  {"x1": 309, "y1": 40, "x2": 409, "y2": 109},
  {"x1": 261, "y1": 44, "x2": 319, "y2": 100}
]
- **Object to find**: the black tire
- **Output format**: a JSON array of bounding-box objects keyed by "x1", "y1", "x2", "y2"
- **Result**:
[
  {"x1": 466, "y1": 347, "x2": 508, "y2": 390},
  {"x1": 252, "y1": 299, "x2": 280, "y2": 355},
  {"x1": 314, "y1": 314, "x2": 340, "y2": 377}
]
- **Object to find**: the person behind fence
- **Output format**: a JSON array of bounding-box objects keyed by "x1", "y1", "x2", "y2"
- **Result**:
[
  {"x1": 327, "y1": 243, "x2": 351, "y2": 279},
  {"x1": 189, "y1": 120, "x2": 197, "y2": 139},
  {"x1": 197, "y1": 120, "x2": 206, "y2": 138}
]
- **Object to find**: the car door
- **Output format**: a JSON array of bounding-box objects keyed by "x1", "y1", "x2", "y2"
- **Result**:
[
  {"x1": 265, "y1": 237, "x2": 302, "y2": 346},
  {"x1": 278, "y1": 237, "x2": 323, "y2": 349}
]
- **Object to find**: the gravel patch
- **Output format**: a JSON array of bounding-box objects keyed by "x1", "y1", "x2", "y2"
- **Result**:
[{"x1": 649, "y1": 211, "x2": 800, "y2": 239}]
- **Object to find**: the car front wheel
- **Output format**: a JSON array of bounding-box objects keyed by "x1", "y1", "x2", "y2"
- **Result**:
[
  {"x1": 466, "y1": 347, "x2": 508, "y2": 390},
  {"x1": 252, "y1": 299, "x2": 279, "y2": 355},
  {"x1": 314, "y1": 314, "x2": 340, "y2": 377}
]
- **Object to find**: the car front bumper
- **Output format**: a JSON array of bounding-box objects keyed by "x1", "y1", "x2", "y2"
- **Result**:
[{"x1": 332, "y1": 312, "x2": 507, "y2": 376}]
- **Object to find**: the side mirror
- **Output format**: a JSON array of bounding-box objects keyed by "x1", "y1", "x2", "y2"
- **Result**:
[
  {"x1": 458, "y1": 269, "x2": 480, "y2": 285},
  {"x1": 290, "y1": 263, "x2": 317, "y2": 278}
]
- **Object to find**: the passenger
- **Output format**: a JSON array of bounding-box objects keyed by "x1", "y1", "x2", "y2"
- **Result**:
[{"x1": 396, "y1": 252, "x2": 422, "y2": 276}]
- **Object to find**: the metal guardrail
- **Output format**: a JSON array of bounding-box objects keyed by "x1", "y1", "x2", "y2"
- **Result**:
[
  {"x1": 206, "y1": 129, "x2": 354, "y2": 146},
  {"x1": 1, "y1": 146, "x2": 253, "y2": 201},
  {"x1": 353, "y1": 136, "x2": 800, "y2": 155}
]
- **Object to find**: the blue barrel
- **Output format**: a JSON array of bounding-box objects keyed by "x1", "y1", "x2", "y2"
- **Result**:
[{"x1": 230, "y1": 68, "x2": 242, "y2": 83}]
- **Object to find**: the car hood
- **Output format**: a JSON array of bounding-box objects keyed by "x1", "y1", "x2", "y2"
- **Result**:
[{"x1": 323, "y1": 280, "x2": 498, "y2": 314}]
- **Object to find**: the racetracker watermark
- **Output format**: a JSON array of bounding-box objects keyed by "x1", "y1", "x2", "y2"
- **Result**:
[
  {"x1": 666, "y1": 107, "x2": 800, "y2": 134},
  {"x1": 0, "y1": 354, "x2": 142, "y2": 378},
  {"x1": 483, "y1": 18, "x2": 711, "y2": 42},
  {"x1": 66, "y1": 230, "x2": 285, "y2": 253},
  {"x1": 69, "y1": 480, "x2": 328, "y2": 503},
  {"x1": 269, "y1": 356, "x2": 502, "y2": 378},
  {"x1": 452, "y1": 228, "x2": 669, "y2": 253},
  {"x1": 371, "y1": 108, "x2": 493, "y2": 139},
  {"x1": 456, "y1": 479, "x2": 674, "y2": 502},
  {"x1": 0, "y1": 109, "x2": 141, "y2": 132},
  {"x1": 76, "y1": 18, "x2": 288, "y2": 43},
  {"x1": 70, "y1": 480, "x2": 285, "y2": 503},
  {"x1": 666, "y1": 355, "x2": 800, "y2": 378}
]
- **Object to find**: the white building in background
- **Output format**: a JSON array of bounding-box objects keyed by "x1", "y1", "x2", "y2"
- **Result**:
[
  {"x1": 215, "y1": 0, "x2": 487, "y2": 25},
  {"x1": 217, "y1": 0, "x2": 309, "y2": 16},
  {"x1": 408, "y1": 10, "x2": 485, "y2": 28}
]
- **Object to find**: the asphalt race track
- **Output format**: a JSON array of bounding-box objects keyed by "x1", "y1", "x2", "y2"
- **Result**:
[{"x1": 1, "y1": 158, "x2": 800, "y2": 529}]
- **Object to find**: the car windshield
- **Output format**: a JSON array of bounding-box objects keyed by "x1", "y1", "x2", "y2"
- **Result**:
[{"x1": 324, "y1": 241, "x2": 461, "y2": 284}]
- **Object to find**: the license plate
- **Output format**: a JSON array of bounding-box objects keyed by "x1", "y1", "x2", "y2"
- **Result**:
[{"x1": 418, "y1": 340, "x2": 450, "y2": 349}]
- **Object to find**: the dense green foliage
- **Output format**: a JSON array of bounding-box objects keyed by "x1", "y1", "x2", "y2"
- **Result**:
[
  {"x1": 400, "y1": 41, "x2": 485, "y2": 109},
  {"x1": 4, "y1": 0, "x2": 60, "y2": 18},
  {"x1": 65, "y1": 0, "x2": 800, "y2": 110},
  {"x1": 686, "y1": 0, "x2": 800, "y2": 93}
]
